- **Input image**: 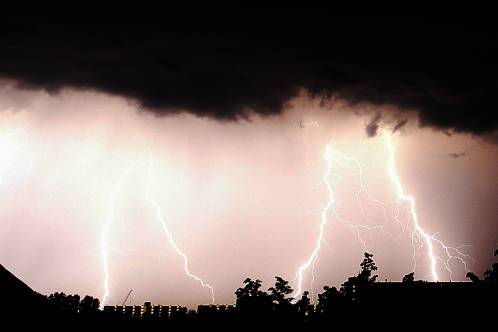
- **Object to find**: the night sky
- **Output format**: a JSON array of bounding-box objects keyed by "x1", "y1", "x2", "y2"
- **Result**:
[{"x1": 0, "y1": 16, "x2": 497, "y2": 307}]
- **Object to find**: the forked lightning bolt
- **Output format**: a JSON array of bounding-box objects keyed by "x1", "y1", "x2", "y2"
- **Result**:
[
  {"x1": 384, "y1": 132, "x2": 438, "y2": 280},
  {"x1": 100, "y1": 153, "x2": 145, "y2": 308},
  {"x1": 294, "y1": 131, "x2": 472, "y2": 299},
  {"x1": 294, "y1": 140, "x2": 391, "y2": 299},
  {"x1": 145, "y1": 149, "x2": 215, "y2": 304},
  {"x1": 383, "y1": 131, "x2": 472, "y2": 280},
  {"x1": 100, "y1": 149, "x2": 215, "y2": 307},
  {"x1": 293, "y1": 143, "x2": 335, "y2": 299}
]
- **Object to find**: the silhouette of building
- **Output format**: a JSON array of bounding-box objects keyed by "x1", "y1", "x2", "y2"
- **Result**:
[
  {"x1": 103, "y1": 302, "x2": 188, "y2": 320},
  {"x1": 197, "y1": 304, "x2": 235, "y2": 316}
]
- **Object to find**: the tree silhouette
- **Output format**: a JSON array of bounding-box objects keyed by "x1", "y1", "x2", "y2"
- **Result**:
[
  {"x1": 47, "y1": 292, "x2": 80, "y2": 314},
  {"x1": 235, "y1": 278, "x2": 262, "y2": 305},
  {"x1": 268, "y1": 276, "x2": 293, "y2": 307},
  {"x1": 464, "y1": 248, "x2": 498, "y2": 284},
  {"x1": 235, "y1": 278, "x2": 272, "y2": 313},
  {"x1": 466, "y1": 272, "x2": 481, "y2": 283},
  {"x1": 483, "y1": 248, "x2": 498, "y2": 284},
  {"x1": 295, "y1": 291, "x2": 311, "y2": 317},
  {"x1": 79, "y1": 295, "x2": 100, "y2": 314},
  {"x1": 340, "y1": 252, "x2": 378, "y2": 302},
  {"x1": 402, "y1": 272, "x2": 415, "y2": 284},
  {"x1": 267, "y1": 276, "x2": 294, "y2": 319},
  {"x1": 317, "y1": 286, "x2": 344, "y2": 315},
  {"x1": 359, "y1": 252, "x2": 378, "y2": 283}
]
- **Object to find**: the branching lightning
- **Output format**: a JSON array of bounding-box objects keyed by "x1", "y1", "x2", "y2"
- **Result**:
[
  {"x1": 293, "y1": 141, "x2": 389, "y2": 299},
  {"x1": 100, "y1": 149, "x2": 215, "y2": 307},
  {"x1": 293, "y1": 143, "x2": 336, "y2": 299},
  {"x1": 293, "y1": 130, "x2": 473, "y2": 300},
  {"x1": 383, "y1": 131, "x2": 473, "y2": 281},
  {"x1": 0, "y1": 108, "x2": 479, "y2": 308},
  {"x1": 384, "y1": 131, "x2": 439, "y2": 280},
  {"x1": 145, "y1": 148, "x2": 215, "y2": 304}
]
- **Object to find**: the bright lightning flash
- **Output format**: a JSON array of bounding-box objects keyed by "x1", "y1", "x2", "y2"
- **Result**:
[
  {"x1": 294, "y1": 140, "x2": 392, "y2": 299},
  {"x1": 293, "y1": 131, "x2": 472, "y2": 300},
  {"x1": 384, "y1": 131, "x2": 472, "y2": 281},
  {"x1": 145, "y1": 149, "x2": 215, "y2": 304},
  {"x1": 293, "y1": 143, "x2": 335, "y2": 299},
  {"x1": 100, "y1": 153, "x2": 145, "y2": 309},
  {"x1": 100, "y1": 149, "x2": 215, "y2": 307}
]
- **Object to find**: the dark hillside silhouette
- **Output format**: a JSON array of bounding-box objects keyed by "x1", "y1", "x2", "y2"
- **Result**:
[
  {"x1": 0, "y1": 264, "x2": 48, "y2": 319},
  {"x1": 1, "y1": 264, "x2": 38, "y2": 302}
]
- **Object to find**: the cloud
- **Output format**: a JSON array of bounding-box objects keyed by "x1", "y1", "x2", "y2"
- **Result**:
[
  {"x1": 432, "y1": 150, "x2": 471, "y2": 160},
  {"x1": 0, "y1": 17, "x2": 497, "y2": 136},
  {"x1": 366, "y1": 114, "x2": 382, "y2": 137},
  {"x1": 392, "y1": 119, "x2": 408, "y2": 133},
  {"x1": 448, "y1": 152, "x2": 467, "y2": 159}
]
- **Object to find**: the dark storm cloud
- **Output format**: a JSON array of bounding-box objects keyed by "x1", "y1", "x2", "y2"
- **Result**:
[
  {"x1": 366, "y1": 114, "x2": 382, "y2": 137},
  {"x1": 0, "y1": 17, "x2": 497, "y2": 134},
  {"x1": 392, "y1": 119, "x2": 408, "y2": 133}
]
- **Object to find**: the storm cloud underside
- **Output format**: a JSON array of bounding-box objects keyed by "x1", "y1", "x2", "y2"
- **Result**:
[{"x1": 0, "y1": 18, "x2": 497, "y2": 136}]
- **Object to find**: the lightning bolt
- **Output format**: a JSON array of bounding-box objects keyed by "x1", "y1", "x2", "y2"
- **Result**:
[
  {"x1": 100, "y1": 148, "x2": 215, "y2": 307},
  {"x1": 384, "y1": 131, "x2": 438, "y2": 280},
  {"x1": 293, "y1": 131, "x2": 472, "y2": 299},
  {"x1": 293, "y1": 141, "x2": 390, "y2": 299},
  {"x1": 328, "y1": 151, "x2": 391, "y2": 250},
  {"x1": 100, "y1": 153, "x2": 145, "y2": 308},
  {"x1": 293, "y1": 143, "x2": 335, "y2": 299},
  {"x1": 384, "y1": 131, "x2": 473, "y2": 280},
  {"x1": 145, "y1": 148, "x2": 215, "y2": 304}
]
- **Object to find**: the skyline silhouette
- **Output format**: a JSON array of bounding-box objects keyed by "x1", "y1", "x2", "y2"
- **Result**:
[{"x1": 2, "y1": 250, "x2": 496, "y2": 328}]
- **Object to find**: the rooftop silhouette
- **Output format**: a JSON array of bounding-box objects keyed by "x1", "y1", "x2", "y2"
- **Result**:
[{"x1": 2, "y1": 250, "x2": 496, "y2": 329}]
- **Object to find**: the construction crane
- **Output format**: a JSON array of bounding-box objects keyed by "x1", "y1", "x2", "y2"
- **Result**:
[{"x1": 121, "y1": 289, "x2": 133, "y2": 306}]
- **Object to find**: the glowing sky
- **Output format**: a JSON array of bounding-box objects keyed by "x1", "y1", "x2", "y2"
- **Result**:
[{"x1": 0, "y1": 84, "x2": 497, "y2": 307}]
